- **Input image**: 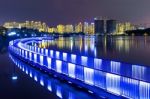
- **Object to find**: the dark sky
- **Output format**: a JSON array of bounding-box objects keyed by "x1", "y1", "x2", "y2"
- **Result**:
[{"x1": 0, "y1": 0, "x2": 150, "y2": 26}]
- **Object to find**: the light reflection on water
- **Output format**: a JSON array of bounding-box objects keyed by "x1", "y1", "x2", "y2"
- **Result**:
[
  {"x1": 9, "y1": 54, "x2": 95, "y2": 99},
  {"x1": 39, "y1": 36, "x2": 150, "y2": 66}
]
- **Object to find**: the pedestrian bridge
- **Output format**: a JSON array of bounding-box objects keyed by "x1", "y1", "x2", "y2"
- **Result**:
[{"x1": 9, "y1": 37, "x2": 150, "y2": 99}]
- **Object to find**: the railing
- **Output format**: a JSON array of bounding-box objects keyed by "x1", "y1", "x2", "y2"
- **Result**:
[{"x1": 9, "y1": 37, "x2": 150, "y2": 99}]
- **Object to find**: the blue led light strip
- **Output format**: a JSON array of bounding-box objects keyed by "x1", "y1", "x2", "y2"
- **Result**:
[{"x1": 9, "y1": 37, "x2": 150, "y2": 99}]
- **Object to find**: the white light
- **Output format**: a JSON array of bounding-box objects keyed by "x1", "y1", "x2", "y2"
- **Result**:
[
  {"x1": 35, "y1": 47, "x2": 37, "y2": 52},
  {"x1": 139, "y1": 81, "x2": 150, "y2": 99},
  {"x1": 12, "y1": 76, "x2": 18, "y2": 80},
  {"x1": 56, "y1": 60, "x2": 62, "y2": 73},
  {"x1": 29, "y1": 46, "x2": 32, "y2": 50},
  {"x1": 47, "y1": 80, "x2": 52, "y2": 92},
  {"x1": 22, "y1": 67, "x2": 24, "y2": 71},
  {"x1": 50, "y1": 50, "x2": 53, "y2": 57},
  {"x1": 40, "y1": 55, "x2": 44, "y2": 65},
  {"x1": 106, "y1": 73, "x2": 121, "y2": 95},
  {"x1": 45, "y1": 49, "x2": 48, "y2": 56},
  {"x1": 40, "y1": 78, "x2": 44, "y2": 86},
  {"x1": 94, "y1": 58, "x2": 102, "y2": 69},
  {"x1": 34, "y1": 75, "x2": 38, "y2": 82},
  {"x1": 41, "y1": 48, "x2": 44, "y2": 54},
  {"x1": 56, "y1": 51, "x2": 60, "y2": 59},
  {"x1": 8, "y1": 32, "x2": 16, "y2": 36},
  {"x1": 132, "y1": 65, "x2": 145, "y2": 79},
  {"x1": 47, "y1": 57, "x2": 51, "y2": 69},
  {"x1": 19, "y1": 49, "x2": 21, "y2": 55},
  {"x1": 30, "y1": 72, "x2": 32, "y2": 78},
  {"x1": 38, "y1": 48, "x2": 40, "y2": 53},
  {"x1": 26, "y1": 69, "x2": 28, "y2": 74},
  {"x1": 110, "y1": 61, "x2": 120, "y2": 74},
  {"x1": 71, "y1": 54, "x2": 76, "y2": 63},
  {"x1": 68, "y1": 63, "x2": 76, "y2": 78},
  {"x1": 25, "y1": 51, "x2": 28, "y2": 59},
  {"x1": 84, "y1": 67, "x2": 94, "y2": 85},
  {"x1": 29, "y1": 52, "x2": 32, "y2": 60},
  {"x1": 63, "y1": 52, "x2": 67, "y2": 61},
  {"x1": 34, "y1": 54, "x2": 37, "y2": 63},
  {"x1": 56, "y1": 86, "x2": 62, "y2": 99},
  {"x1": 81, "y1": 56, "x2": 88, "y2": 66}
]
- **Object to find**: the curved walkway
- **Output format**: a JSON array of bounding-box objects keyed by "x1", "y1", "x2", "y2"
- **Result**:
[{"x1": 9, "y1": 37, "x2": 150, "y2": 99}]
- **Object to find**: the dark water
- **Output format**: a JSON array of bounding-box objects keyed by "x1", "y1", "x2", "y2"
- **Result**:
[{"x1": 42, "y1": 36, "x2": 150, "y2": 66}]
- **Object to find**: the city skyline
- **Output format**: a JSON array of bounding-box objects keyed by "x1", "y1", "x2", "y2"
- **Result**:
[
  {"x1": 0, "y1": 0, "x2": 150, "y2": 27},
  {"x1": 3, "y1": 20, "x2": 135, "y2": 35}
]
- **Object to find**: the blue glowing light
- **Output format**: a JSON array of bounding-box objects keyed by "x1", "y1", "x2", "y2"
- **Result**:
[
  {"x1": 68, "y1": 92, "x2": 75, "y2": 99},
  {"x1": 47, "y1": 57, "x2": 51, "y2": 69},
  {"x1": 45, "y1": 49, "x2": 48, "y2": 56},
  {"x1": 34, "y1": 54, "x2": 37, "y2": 63},
  {"x1": 29, "y1": 52, "x2": 32, "y2": 61},
  {"x1": 38, "y1": 48, "x2": 40, "y2": 53},
  {"x1": 30, "y1": 72, "x2": 33, "y2": 78},
  {"x1": 34, "y1": 75, "x2": 38, "y2": 82},
  {"x1": 40, "y1": 77, "x2": 44, "y2": 86},
  {"x1": 84, "y1": 67, "x2": 94, "y2": 85},
  {"x1": 40, "y1": 55, "x2": 44, "y2": 65},
  {"x1": 41, "y1": 48, "x2": 44, "y2": 54},
  {"x1": 56, "y1": 51, "x2": 60, "y2": 59},
  {"x1": 26, "y1": 69, "x2": 28, "y2": 74},
  {"x1": 9, "y1": 37, "x2": 150, "y2": 99},
  {"x1": 71, "y1": 54, "x2": 76, "y2": 63},
  {"x1": 47, "y1": 80, "x2": 52, "y2": 92},
  {"x1": 81, "y1": 56, "x2": 88, "y2": 66},
  {"x1": 68, "y1": 63, "x2": 76, "y2": 78},
  {"x1": 12, "y1": 75, "x2": 18, "y2": 80},
  {"x1": 94, "y1": 58, "x2": 102, "y2": 69},
  {"x1": 56, "y1": 86, "x2": 62, "y2": 99},
  {"x1": 110, "y1": 61, "x2": 121, "y2": 74},
  {"x1": 63, "y1": 52, "x2": 67, "y2": 61},
  {"x1": 56, "y1": 60, "x2": 62, "y2": 73},
  {"x1": 8, "y1": 32, "x2": 16, "y2": 36},
  {"x1": 106, "y1": 73, "x2": 121, "y2": 95},
  {"x1": 50, "y1": 50, "x2": 53, "y2": 57},
  {"x1": 139, "y1": 81, "x2": 150, "y2": 99},
  {"x1": 25, "y1": 51, "x2": 28, "y2": 59}
]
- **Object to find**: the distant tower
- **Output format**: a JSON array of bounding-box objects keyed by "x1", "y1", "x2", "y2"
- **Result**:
[
  {"x1": 84, "y1": 22, "x2": 89, "y2": 34},
  {"x1": 106, "y1": 20, "x2": 117, "y2": 34},
  {"x1": 94, "y1": 17, "x2": 105, "y2": 35}
]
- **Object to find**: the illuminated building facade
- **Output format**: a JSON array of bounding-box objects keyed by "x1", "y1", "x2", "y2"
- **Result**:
[
  {"x1": 57, "y1": 24, "x2": 65, "y2": 34},
  {"x1": 3, "y1": 19, "x2": 135, "y2": 35},
  {"x1": 84, "y1": 22, "x2": 89, "y2": 34},
  {"x1": 3, "y1": 21, "x2": 49, "y2": 32},
  {"x1": 3, "y1": 22, "x2": 20, "y2": 29},
  {"x1": 65, "y1": 25, "x2": 74, "y2": 33},
  {"x1": 48, "y1": 27, "x2": 57, "y2": 33},
  {"x1": 88, "y1": 23, "x2": 95, "y2": 35},
  {"x1": 116, "y1": 22, "x2": 135, "y2": 35},
  {"x1": 75, "y1": 22, "x2": 83, "y2": 33}
]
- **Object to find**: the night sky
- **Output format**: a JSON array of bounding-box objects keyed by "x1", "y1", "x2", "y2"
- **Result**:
[{"x1": 0, "y1": 0, "x2": 150, "y2": 26}]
